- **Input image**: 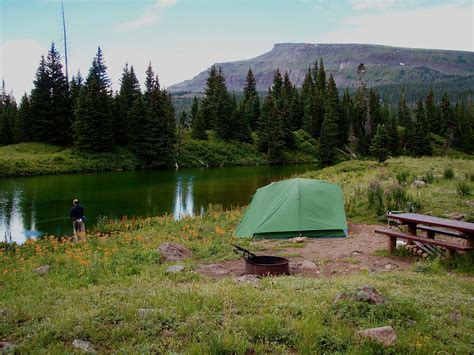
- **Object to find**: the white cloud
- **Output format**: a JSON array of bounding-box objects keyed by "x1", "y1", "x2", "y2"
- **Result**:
[
  {"x1": 349, "y1": 0, "x2": 395, "y2": 11},
  {"x1": 118, "y1": 0, "x2": 177, "y2": 31},
  {"x1": 0, "y1": 39, "x2": 47, "y2": 98},
  {"x1": 321, "y1": 3, "x2": 474, "y2": 51}
]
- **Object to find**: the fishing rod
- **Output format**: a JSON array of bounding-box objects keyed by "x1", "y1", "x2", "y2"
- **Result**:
[{"x1": 35, "y1": 217, "x2": 71, "y2": 225}]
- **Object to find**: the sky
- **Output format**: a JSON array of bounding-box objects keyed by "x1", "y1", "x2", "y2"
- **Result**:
[{"x1": 1, "y1": 0, "x2": 473, "y2": 98}]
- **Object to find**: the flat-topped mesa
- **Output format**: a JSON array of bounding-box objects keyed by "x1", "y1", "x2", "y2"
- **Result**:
[{"x1": 168, "y1": 43, "x2": 474, "y2": 93}]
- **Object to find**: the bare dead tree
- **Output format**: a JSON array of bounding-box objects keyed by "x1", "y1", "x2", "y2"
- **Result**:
[{"x1": 61, "y1": 0, "x2": 69, "y2": 83}]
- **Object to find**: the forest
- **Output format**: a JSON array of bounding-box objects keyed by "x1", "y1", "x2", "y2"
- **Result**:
[{"x1": 1, "y1": 43, "x2": 473, "y2": 168}]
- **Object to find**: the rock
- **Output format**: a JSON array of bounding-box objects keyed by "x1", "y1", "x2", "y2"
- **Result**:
[
  {"x1": 166, "y1": 265, "x2": 185, "y2": 273},
  {"x1": 0, "y1": 342, "x2": 12, "y2": 352},
  {"x1": 407, "y1": 319, "x2": 417, "y2": 327},
  {"x1": 334, "y1": 285, "x2": 386, "y2": 305},
  {"x1": 235, "y1": 275, "x2": 260, "y2": 285},
  {"x1": 412, "y1": 180, "x2": 426, "y2": 188},
  {"x1": 351, "y1": 250, "x2": 363, "y2": 256},
  {"x1": 383, "y1": 262, "x2": 399, "y2": 270},
  {"x1": 449, "y1": 312, "x2": 461, "y2": 322},
  {"x1": 355, "y1": 286, "x2": 386, "y2": 304},
  {"x1": 357, "y1": 326, "x2": 397, "y2": 347},
  {"x1": 0, "y1": 308, "x2": 10, "y2": 318},
  {"x1": 138, "y1": 308, "x2": 157, "y2": 318},
  {"x1": 157, "y1": 243, "x2": 192, "y2": 262},
  {"x1": 289, "y1": 236, "x2": 307, "y2": 243},
  {"x1": 34, "y1": 265, "x2": 50, "y2": 276},
  {"x1": 72, "y1": 339, "x2": 95, "y2": 353},
  {"x1": 448, "y1": 213, "x2": 465, "y2": 221}
]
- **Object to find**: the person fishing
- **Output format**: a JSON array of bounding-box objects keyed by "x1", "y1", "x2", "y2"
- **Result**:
[{"x1": 70, "y1": 199, "x2": 86, "y2": 238}]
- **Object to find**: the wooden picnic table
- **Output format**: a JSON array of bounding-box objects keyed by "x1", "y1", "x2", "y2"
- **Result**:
[
  {"x1": 387, "y1": 213, "x2": 474, "y2": 249},
  {"x1": 375, "y1": 213, "x2": 474, "y2": 259}
]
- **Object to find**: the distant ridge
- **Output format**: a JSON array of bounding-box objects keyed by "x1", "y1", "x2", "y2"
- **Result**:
[{"x1": 168, "y1": 43, "x2": 474, "y2": 93}]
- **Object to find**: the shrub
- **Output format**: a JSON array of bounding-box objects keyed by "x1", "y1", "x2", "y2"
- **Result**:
[
  {"x1": 385, "y1": 183, "x2": 408, "y2": 211},
  {"x1": 456, "y1": 181, "x2": 472, "y2": 197},
  {"x1": 421, "y1": 171, "x2": 436, "y2": 184},
  {"x1": 367, "y1": 181, "x2": 384, "y2": 216},
  {"x1": 443, "y1": 167, "x2": 455, "y2": 179},
  {"x1": 465, "y1": 172, "x2": 474, "y2": 183},
  {"x1": 395, "y1": 170, "x2": 410, "y2": 185}
]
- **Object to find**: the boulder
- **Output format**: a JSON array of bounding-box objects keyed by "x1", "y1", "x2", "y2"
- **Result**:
[
  {"x1": 0, "y1": 308, "x2": 10, "y2": 318},
  {"x1": 34, "y1": 265, "x2": 50, "y2": 276},
  {"x1": 235, "y1": 275, "x2": 260, "y2": 285},
  {"x1": 157, "y1": 243, "x2": 192, "y2": 262},
  {"x1": 357, "y1": 326, "x2": 397, "y2": 346},
  {"x1": 138, "y1": 308, "x2": 161, "y2": 318},
  {"x1": 72, "y1": 339, "x2": 95, "y2": 353},
  {"x1": 291, "y1": 260, "x2": 318, "y2": 270},
  {"x1": 333, "y1": 285, "x2": 386, "y2": 305},
  {"x1": 166, "y1": 265, "x2": 185, "y2": 273},
  {"x1": 0, "y1": 342, "x2": 12, "y2": 352},
  {"x1": 412, "y1": 180, "x2": 426, "y2": 188}
]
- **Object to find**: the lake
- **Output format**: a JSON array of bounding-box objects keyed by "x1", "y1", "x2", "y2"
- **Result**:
[{"x1": 0, "y1": 165, "x2": 315, "y2": 243}]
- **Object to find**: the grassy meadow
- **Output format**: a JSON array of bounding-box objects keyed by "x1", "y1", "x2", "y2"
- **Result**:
[{"x1": 1, "y1": 157, "x2": 474, "y2": 353}]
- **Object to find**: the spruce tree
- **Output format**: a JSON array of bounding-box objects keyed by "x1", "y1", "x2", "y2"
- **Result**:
[
  {"x1": 74, "y1": 47, "x2": 115, "y2": 151},
  {"x1": 14, "y1": 94, "x2": 33, "y2": 143},
  {"x1": 440, "y1": 93, "x2": 455, "y2": 147},
  {"x1": 0, "y1": 86, "x2": 16, "y2": 146},
  {"x1": 116, "y1": 63, "x2": 141, "y2": 145},
  {"x1": 190, "y1": 97, "x2": 199, "y2": 127},
  {"x1": 319, "y1": 104, "x2": 338, "y2": 166},
  {"x1": 29, "y1": 56, "x2": 50, "y2": 141},
  {"x1": 326, "y1": 74, "x2": 345, "y2": 145},
  {"x1": 370, "y1": 124, "x2": 391, "y2": 163},
  {"x1": 243, "y1": 68, "x2": 260, "y2": 131},
  {"x1": 424, "y1": 89, "x2": 438, "y2": 134},
  {"x1": 387, "y1": 115, "x2": 401, "y2": 156},
  {"x1": 200, "y1": 66, "x2": 219, "y2": 129},
  {"x1": 398, "y1": 90, "x2": 411, "y2": 127}
]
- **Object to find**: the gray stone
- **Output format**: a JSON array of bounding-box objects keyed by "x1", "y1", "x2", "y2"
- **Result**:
[
  {"x1": 157, "y1": 243, "x2": 193, "y2": 262},
  {"x1": 357, "y1": 326, "x2": 397, "y2": 346},
  {"x1": 291, "y1": 260, "x2": 318, "y2": 270},
  {"x1": 334, "y1": 285, "x2": 386, "y2": 305},
  {"x1": 0, "y1": 308, "x2": 10, "y2": 318},
  {"x1": 138, "y1": 308, "x2": 156, "y2": 318},
  {"x1": 407, "y1": 319, "x2": 417, "y2": 327},
  {"x1": 412, "y1": 180, "x2": 426, "y2": 188},
  {"x1": 449, "y1": 312, "x2": 461, "y2": 322},
  {"x1": 0, "y1": 342, "x2": 12, "y2": 352},
  {"x1": 34, "y1": 265, "x2": 50, "y2": 276},
  {"x1": 72, "y1": 339, "x2": 95, "y2": 353},
  {"x1": 235, "y1": 275, "x2": 260, "y2": 285},
  {"x1": 351, "y1": 250, "x2": 363, "y2": 256},
  {"x1": 166, "y1": 265, "x2": 185, "y2": 273}
]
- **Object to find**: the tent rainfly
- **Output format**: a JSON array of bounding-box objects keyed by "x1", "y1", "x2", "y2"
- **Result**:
[{"x1": 235, "y1": 178, "x2": 348, "y2": 239}]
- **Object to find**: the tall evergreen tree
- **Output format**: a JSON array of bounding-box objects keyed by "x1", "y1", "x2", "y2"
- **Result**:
[
  {"x1": 398, "y1": 90, "x2": 411, "y2": 127},
  {"x1": 424, "y1": 89, "x2": 438, "y2": 134},
  {"x1": 74, "y1": 47, "x2": 115, "y2": 151},
  {"x1": 116, "y1": 63, "x2": 141, "y2": 145},
  {"x1": 242, "y1": 68, "x2": 260, "y2": 131},
  {"x1": 319, "y1": 104, "x2": 338, "y2": 166},
  {"x1": 13, "y1": 94, "x2": 33, "y2": 143},
  {"x1": 370, "y1": 124, "x2": 391, "y2": 163},
  {"x1": 440, "y1": 93, "x2": 455, "y2": 147},
  {"x1": 0, "y1": 84, "x2": 16, "y2": 146}
]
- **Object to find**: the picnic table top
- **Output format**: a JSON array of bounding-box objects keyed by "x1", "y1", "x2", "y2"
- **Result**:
[{"x1": 387, "y1": 213, "x2": 474, "y2": 235}]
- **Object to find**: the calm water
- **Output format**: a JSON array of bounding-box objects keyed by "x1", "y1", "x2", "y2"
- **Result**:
[{"x1": 0, "y1": 165, "x2": 314, "y2": 243}]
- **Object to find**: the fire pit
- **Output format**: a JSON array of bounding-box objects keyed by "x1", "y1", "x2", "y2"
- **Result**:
[{"x1": 232, "y1": 244, "x2": 290, "y2": 276}]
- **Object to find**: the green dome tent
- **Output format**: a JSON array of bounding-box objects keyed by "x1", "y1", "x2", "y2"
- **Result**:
[{"x1": 235, "y1": 178, "x2": 348, "y2": 239}]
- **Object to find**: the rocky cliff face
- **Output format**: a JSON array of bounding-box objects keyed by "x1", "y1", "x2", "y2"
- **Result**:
[{"x1": 168, "y1": 43, "x2": 474, "y2": 93}]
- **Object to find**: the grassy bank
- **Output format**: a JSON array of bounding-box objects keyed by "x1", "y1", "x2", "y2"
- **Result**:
[
  {"x1": 1, "y1": 157, "x2": 473, "y2": 352},
  {"x1": 0, "y1": 131, "x2": 318, "y2": 178}
]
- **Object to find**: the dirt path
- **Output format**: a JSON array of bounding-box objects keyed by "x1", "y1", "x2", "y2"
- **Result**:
[{"x1": 198, "y1": 223, "x2": 413, "y2": 278}]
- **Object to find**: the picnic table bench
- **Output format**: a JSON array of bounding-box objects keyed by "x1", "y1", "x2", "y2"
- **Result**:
[{"x1": 375, "y1": 213, "x2": 474, "y2": 259}]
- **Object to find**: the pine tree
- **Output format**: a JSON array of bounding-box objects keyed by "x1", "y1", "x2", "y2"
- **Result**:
[
  {"x1": 243, "y1": 68, "x2": 260, "y2": 131},
  {"x1": 0, "y1": 85, "x2": 16, "y2": 146},
  {"x1": 398, "y1": 90, "x2": 411, "y2": 127},
  {"x1": 319, "y1": 104, "x2": 338, "y2": 166},
  {"x1": 116, "y1": 63, "x2": 141, "y2": 145},
  {"x1": 440, "y1": 93, "x2": 455, "y2": 147},
  {"x1": 190, "y1": 97, "x2": 199, "y2": 127},
  {"x1": 200, "y1": 66, "x2": 219, "y2": 129},
  {"x1": 13, "y1": 94, "x2": 33, "y2": 143},
  {"x1": 74, "y1": 47, "x2": 115, "y2": 151},
  {"x1": 214, "y1": 70, "x2": 234, "y2": 140},
  {"x1": 387, "y1": 114, "x2": 401, "y2": 156},
  {"x1": 191, "y1": 108, "x2": 207, "y2": 140},
  {"x1": 453, "y1": 100, "x2": 474, "y2": 153},
  {"x1": 316, "y1": 58, "x2": 326, "y2": 97},
  {"x1": 370, "y1": 124, "x2": 391, "y2": 163},
  {"x1": 29, "y1": 56, "x2": 50, "y2": 141},
  {"x1": 326, "y1": 74, "x2": 345, "y2": 145},
  {"x1": 424, "y1": 89, "x2": 438, "y2": 134}
]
